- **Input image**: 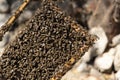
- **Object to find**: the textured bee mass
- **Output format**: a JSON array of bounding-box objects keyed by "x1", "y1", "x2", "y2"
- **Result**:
[{"x1": 0, "y1": 1, "x2": 95, "y2": 80}]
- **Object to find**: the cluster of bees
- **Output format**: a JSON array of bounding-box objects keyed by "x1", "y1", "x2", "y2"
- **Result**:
[{"x1": 0, "y1": 0, "x2": 96, "y2": 80}]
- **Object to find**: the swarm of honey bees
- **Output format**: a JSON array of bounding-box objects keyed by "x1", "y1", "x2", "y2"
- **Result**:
[{"x1": 0, "y1": 0, "x2": 96, "y2": 80}]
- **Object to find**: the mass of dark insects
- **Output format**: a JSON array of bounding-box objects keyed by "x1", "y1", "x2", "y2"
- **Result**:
[{"x1": 0, "y1": 0, "x2": 96, "y2": 80}]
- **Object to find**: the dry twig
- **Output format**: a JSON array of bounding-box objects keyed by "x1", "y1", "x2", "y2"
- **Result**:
[{"x1": 0, "y1": 0, "x2": 31, "y2": 40}]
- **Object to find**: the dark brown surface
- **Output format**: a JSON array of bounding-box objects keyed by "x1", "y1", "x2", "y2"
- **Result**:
[{"x1": 0, "y1": 1, "x2": 95, "y2": 80}]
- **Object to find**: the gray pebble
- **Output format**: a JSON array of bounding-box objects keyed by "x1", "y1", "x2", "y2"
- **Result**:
[
  {"x1": 94, "y1": 48, "x2": 115, "y2": 72},
  {"x1": 89, "y1": 26, "x2": 108, "y2": 55},
  {"x1": 115, "y1": 70, "x2": 120, "y2": 80},
  {"x1": 0, "y1": 0, "x2": 9, "y2": 13},
  {"x1": 114, "y1": 44, "x2": 120, "y2": 71},
  {"x1": 0, "y1": 13, "x2": 10, "y2": 27},
  {"x1": 112, "y1": 34, "x2": 120, "y2": 46}
]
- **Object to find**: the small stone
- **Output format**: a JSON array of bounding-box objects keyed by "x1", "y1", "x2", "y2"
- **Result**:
[
  {"x1": 75, "y1": 62, "x2": 90, "y2": 73},
  {"x1": 89, "y1": 26, "x2": 108, "y2": 55},
  {"x1": 114, "y1": 44, "x2": 120, "y2": 71},
  {"x1": 90, "y1": 68, "x2": 105, "y2": 80},
  {"x1": 103, "y1": 73, "x2": 115, "y2": 80},
  {"x1": 0, "y1": 32, "x2": 10, "y2": 48},
  {"x1": 0, "y1": 32, "x2": 13, "y2": 57},
  {"x1": 82, "y1": 47, "x2": 98, "y2": 62},
  {"x1": 0, "y1": 13, "x2": 10, "y2": 27},
  {"x1": 0, "y1": 48, "x2": 4, "y2": 57},
  {"x1": 0, "y1": 0, "x2": 9, "y2": 13},
  {"x1": 90, "y1": 68, "x2": 101, "y2": 77},
  {"x1": 115, "y1": 70, "x2": 120, "y2": 80},
  {"x1": 18, "y1": 10, "x2": 32, "y2": 23},
  {"x1": 84, "y1": 76, "x2": 100, "y2": 80},
  {"x1": 112, "y1": 34, "x2": 120, "y2": 46},
  {"x1": 62, "y1": 71, "x2": 100, "y2": 80},
  {"x1": 94, "y1": 48, "x2": 115, "y2": 72},
  {"x1": 82, "y1": 50, "x2": 91, "y2": 62},
  {"x1": 61, "y1": 71, "x2": 86, "y2": 80}
]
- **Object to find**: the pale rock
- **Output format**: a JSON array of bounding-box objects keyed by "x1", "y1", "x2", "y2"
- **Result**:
[
  {"x1": 103, "y1": 72, "x2": 116, "y2": 80},
  {"x1": 94, "y1": 48, "x2": 116, "y2": 72},
  {"x1": 62, "y1": 71, "x2": 100, "y2": 80},
  {"x1": 114, "y1": 44, "x2": 120, "y2": 71},
  {"x1": 82, "y1": 48, "x2": 92, "y2": 62},
  {"x1": 83, "y1": 76, "x2": 100, "y2": 80},
  {"x1": 0, "y1": 13, "x2": 10, "y2": 27},
  {"x1": 112, "y1": 34, "x2": 120, "y2": 46},
  {"x1": 90, "y1": 68, "x2": 101, "y2": 76},
  {"x1": 61, "y1": 60, "x2": 91, "y2": 80},
  {"x1": 90, "y1": 68, "x2": 105, "y2": 80},
  {"x1": 61, "y1": 71, "x2": 83, "y2": 80},
  {"x1": 0, "y1": 32, "x2": 10, "y2": 57},
  {"x1": 10, "y1": 0, "x2": 22, "y2": 12},
  {"x1": 0, "y1": 32, "x2": 11, "y2": 47},
  {"x1": 89, "y1": 26, "x2": 108, "y2": 55},
  {"x1": 115, "y1": 70, "x2": 120, "y2": 80},
  {"x1": 0, "y1": 31, "x2": 15, "y2": 57},
  {"x1": 18, "y1": 10, "x2": 32, "y2": 23},
  {"x1": 82, "y1": 47, "x2": 98, "y2": 62},
  {"x1": 0, "y1": 48, "x2": 4, "y2": 57},
  {"x1": 75, "y1": 62, "x2": 90, "y2": 73},
  {"x1": 0, "y1": 0, "x2": 9, "y2": 13}
]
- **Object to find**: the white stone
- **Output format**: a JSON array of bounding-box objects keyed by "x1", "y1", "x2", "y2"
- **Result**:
[
  {"x1": 90, "y1": 68, "x2": 101, "y2": 76},
  {"x1": 61, "y1": 60, "x2": 92, "y2": 80},
  {"x1": 62, "y1": 72, "x2": 102, "y2": 80},
  {"x1": 82, "y1": 49, "x2": 92, "y2": 62},
  {"x1": 0, "y1": 32, "x2": 11, "y2": 47},
  {"x1": 0, "y1": 13, "x2": 10, "y2": 27},
  {"x1": 112, "y1": 34, "x2": 120, "y2": 46},
  {"x1": 89, "y1": 26, "x2": 108, "y2": 55},
  {"x1": 75, "y1": 62, "x2": 90, "y2": 73},
  {"x1": 0, "y1": 0, "x2": 9, "y2": 13},
  {"x1": 84, "y1": 76, "x2": 100, "y2": 80},
  {"x1": 18, "y1": 10, "x2": 32, "y2": 23},
  {"x1": 0, "y1": 48, "x2": 4, "y2": 57},
  {"x1": 0, "y1": 31, "x2": 15, "y2": 57},
  {"x1": 0, "y1": 32, "x2": 10, "y2": 57},
  {"x1": 115, "y1": 70, "x2": 120, "y2": 80},
  {"x1": 114, "y1": 44, "x2": 120, "y2": 71},
  {"x1": 82, "y1": 47, "x2": 99, "y2": 63},
  {"x1": 94, "y1": 48, "x2": 115, "y2": 72}
]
